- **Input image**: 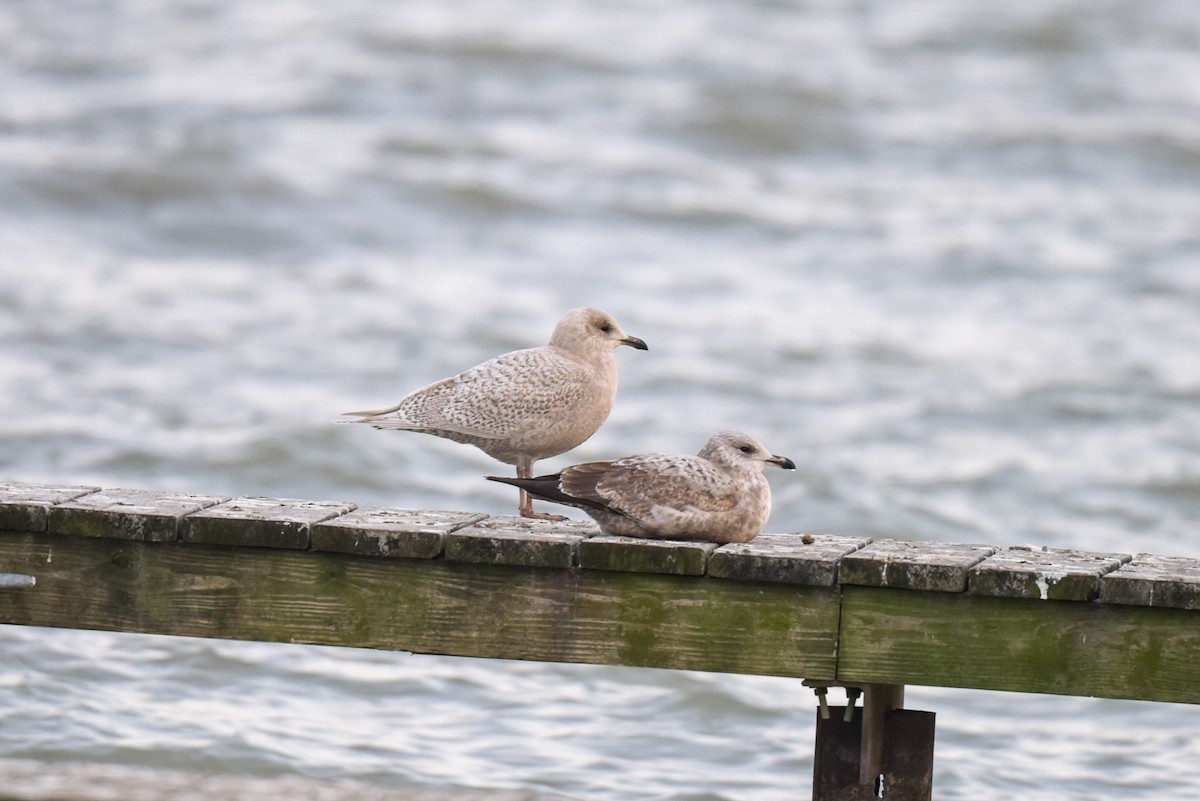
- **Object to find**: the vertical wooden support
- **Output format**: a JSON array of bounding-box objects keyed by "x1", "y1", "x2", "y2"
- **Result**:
[{"x1": 811, "y1": 684, "x2": 934, "y2": 801}]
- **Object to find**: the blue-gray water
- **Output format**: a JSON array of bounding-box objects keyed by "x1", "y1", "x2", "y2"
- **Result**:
[{"x1": 2, "y1": 1, "x2": 1200, "y2": 798}]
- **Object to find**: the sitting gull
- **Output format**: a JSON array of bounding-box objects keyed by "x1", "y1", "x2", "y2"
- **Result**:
[
  {"x1": 337, "y1": 307, "x2": 648, "y2": 519},
  {"x1": 486, "y1": 431, "x2": 795, "y2": 542}
]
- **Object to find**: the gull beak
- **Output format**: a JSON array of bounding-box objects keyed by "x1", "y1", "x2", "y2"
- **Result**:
[
  {"x1": 621, "y1": 335, "x2": 649, "y2": 351},
  {"x1": 768, "y1": 454, "x2": 797, "y2": 470}
]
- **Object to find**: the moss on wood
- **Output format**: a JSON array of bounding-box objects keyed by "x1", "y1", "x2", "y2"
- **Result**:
[
  {"x1": 445, "y1": 516, "x2": 598, "y2": 569},
  {"x1": 839, "y1": 540, "x2": 997, "y2": 593},
  {"x1": 1099, "y1": 554, "x2": 1200, "y2": 610},
  {"x1": 183, "y1": 497, "x2": 356, "y2": 549},
  {"x1": 0, "y1": 481, "x2": 100, "y2": 533},
  {"x1": 0, "y1": 531, "x2": 840, "y2": 680},
  {"x1": 46, "y1": 489, "x2": 229, "y2": 543},
  {"x1": 580, "y1": 536, "x2": 715, "y2": 576},
  {"x1": 708, "y1": 533, "x2": 870, "y2": 586},
  {"x1": 312, "y1": 508, "x2": 484, "y2": 559},
  {"x1": 969, "y1": 547, "x2": 1131, "y2": 601},
  {"x1": 839, "y1": 587, "x2": 1200, "y2": 704}
]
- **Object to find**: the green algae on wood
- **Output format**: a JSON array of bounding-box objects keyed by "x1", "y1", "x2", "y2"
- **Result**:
[
  {"x1": 838, "y1": 586, "x2": 1200, "y2": 705},
  {"x1": 580, "y1": 535, "x2": 716, "y2": 576},
  {"x1": 0, "y1": 481, "x2": 100, "y2": 533},
  {"x1": 840, "y1": 540, "x2": 998, "y2": 593},
  {"x1": 4, "y1": 478, "x2": 1200, "y2": 707},
  {"x1": 1100, "y1": 554, "x2": 1200, "y2": 610},
  {"x1": 445, "y1": 516, "x2": 598, "y2": 569},
  {"x1": 312, "y1": 507, "x2": 485, "y2": 559},
  {"x1": 969, "y1": 546, "x2": 1131, "y2": 601},
  {"x1": 183, "y1": 497, "x2": 356, "y2": 550},
  {"x1": 708, "y1": 533, "x2": 871, "y2": 586},
  {"x1": 0, "y1": 531, "x2": 840, "y2": 680},
  {"x1": 49, "y1": 488, "x2": 230, "y2": 542}
]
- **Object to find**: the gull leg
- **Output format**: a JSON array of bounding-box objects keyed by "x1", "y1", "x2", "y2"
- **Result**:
[{"x1": 516, "y1": 458, "x2": 566, "y2": 521}]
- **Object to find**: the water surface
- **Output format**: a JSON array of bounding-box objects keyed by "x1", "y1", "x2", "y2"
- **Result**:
[{"x1": 2, "y1": 1, "x2": 1200, "y2": 798}]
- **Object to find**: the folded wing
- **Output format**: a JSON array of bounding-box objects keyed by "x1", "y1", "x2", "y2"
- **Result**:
[{"x1": 341, "y1": 348, "x2": 592, "y2": 440}]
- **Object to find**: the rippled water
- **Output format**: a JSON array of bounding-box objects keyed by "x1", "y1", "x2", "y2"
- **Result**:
[{"x1": 2, "y1": 0, "x2": 1200, "y2": 798}]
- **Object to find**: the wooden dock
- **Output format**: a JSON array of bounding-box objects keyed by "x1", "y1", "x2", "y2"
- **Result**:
[{"x1": 2, "y1": 480, "x2": 1199, "y2": 800}]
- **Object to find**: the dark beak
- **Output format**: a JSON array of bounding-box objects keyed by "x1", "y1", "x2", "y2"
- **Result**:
[
  {"x1": 769, "y1": 455, "x2": 796, "y2": 470},
  {"x1": 621, "y1": 336, "x2": 649, "y2": 351}
]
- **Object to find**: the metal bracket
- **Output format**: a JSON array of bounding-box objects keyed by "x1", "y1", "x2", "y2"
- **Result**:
[
  {"x1": 802, "y1": 680, "x2": 881, "y2": 723},
  {"x1": 0, "y1": 573, "x2": 36, "y2": 589},
  {"x1": 805, "y1": 681, "x2": 909, "y2": 788}
]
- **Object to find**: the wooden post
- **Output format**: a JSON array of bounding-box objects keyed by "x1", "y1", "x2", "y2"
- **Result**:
[{"x1": 811, "y1": 683, "x2": 934, "y2": 801}]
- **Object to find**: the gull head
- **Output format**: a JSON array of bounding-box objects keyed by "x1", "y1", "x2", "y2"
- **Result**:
[
  {"x1": 700, "y1": 431, "x2": 796, "y2": 472},
  {"x1": 550, "y1": 307, "x2": 648, "y2": 355}
]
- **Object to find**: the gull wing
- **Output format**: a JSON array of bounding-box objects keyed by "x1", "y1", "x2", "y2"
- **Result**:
[
  {"x1": 346, "y1": 347, "x2": 592, "y2": 439},
  {"x1": 559, "y1": 454, "x2": 740, "y2": 520}
]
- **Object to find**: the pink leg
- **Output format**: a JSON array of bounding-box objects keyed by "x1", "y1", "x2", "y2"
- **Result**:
[{"x1": 516, "y1": 458, "x2": 566, "y2": 521}]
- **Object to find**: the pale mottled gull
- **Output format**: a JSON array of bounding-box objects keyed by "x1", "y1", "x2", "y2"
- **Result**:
[
  {"x1": 487, "y1": 431, "x2": 795, "y2": 543},
  {"x1": 336, "y1": 307, "x2": 648, "y2": 519}
]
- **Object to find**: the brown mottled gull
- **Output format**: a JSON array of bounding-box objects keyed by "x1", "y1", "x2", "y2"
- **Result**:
[
  {"x1": 486, "y1": 431, "x2": 795, "y2": 543},
  {"x1": 336, "y1": 307, "x2": 648, "y2": 520}
]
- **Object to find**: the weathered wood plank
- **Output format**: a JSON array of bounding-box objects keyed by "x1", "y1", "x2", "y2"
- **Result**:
[
  {"x1": 182, "y1": 497, "x2": 357, "y2": 549},
  {"x1": 839, "y1": 540, "x2": 997, "y2": 593},
  {"x1": 48, "y1": 488, "x2": 231, "y2": 543},
  {"x1": 312, "y1": 508, "x2": 486, "y2": 559},
  {"x1": 445, "y1": 516, "x2": 599, "y2": 569},
  {"x1": 1100, "y1": 554, "x2": 1200, "y2": 610},
  {"x1": 708, "y1": 533, "x2": 871, "y2": 586},
  {"x1": 580, "y1": 536, "x2": 716, "y2": 576},
  {"x1": 6, "y1": 478, "x2": 1200, "y2": 708},
  {"x1": 0, "y1": 531, "x2": 841, "y2": 680},
  {"x1": 969, "y1": 546, "x2": 1131, "y2": 601},
  {"x1": 0, "y1": 481, "x2": 100, "y2": 532},
  {"x1": 838, "y1": 587, "x2": 1200, "y2": 705}
]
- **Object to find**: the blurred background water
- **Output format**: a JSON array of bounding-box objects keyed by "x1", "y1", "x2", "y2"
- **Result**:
[{"x1": 2, "y1": 0, "x2": 1200, "y2": 798}]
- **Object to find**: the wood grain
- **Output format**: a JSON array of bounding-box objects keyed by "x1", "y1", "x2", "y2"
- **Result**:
[
  {"x1": 580, "y1": 536, "x2": 716, "y2": 575},
  {"x1": 312, "y1": 507, "x2": 486, "y2": 559},
  {"x1": 708, "y1": 533, "x2": 870, "y2": 586},
  {"x1": 838, "y1": 587, "x2": 1200, "y2": 704},
  {"x1": 0, "y1": 481, "x2": 100, "y2": 532},
  {"x1": 182, "y1": 497, "x2": 357, "y2": 549},
  {"x1": 968, "y1": 547, "x2": 1131, "y2": 601},
  {"x1": 0, "y1": 532, "x2": 840, "y2": 680},
  {"x1": 48, "y1": 488, "x2": 230, "y2": 543},
  {"x1": 839, "y1": 539, "x2": 997, "y2": 593},
  {"x1": 1100, "y1": 554, "x2": 1200, "y2": 610}
]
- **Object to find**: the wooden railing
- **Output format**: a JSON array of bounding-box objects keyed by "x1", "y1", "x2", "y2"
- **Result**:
[{"x1": 2, "y1": 480, "x2": 1198, "y2": 800}]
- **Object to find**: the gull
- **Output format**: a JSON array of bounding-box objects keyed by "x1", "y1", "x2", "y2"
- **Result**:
[
  {"x1": 336, "y1": 307, "x2": 647, "y2": 519},
  {"x1": 487, "y1": 431, "x2": 795, "y2": 542}
]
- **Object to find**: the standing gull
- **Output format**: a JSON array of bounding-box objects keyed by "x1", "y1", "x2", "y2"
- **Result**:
[
  {"x1": 487, "y1": 431, "x2": 795, "y2": 543},
  {"x1": 336, "y1": 307, "x2": 648, "y2": 520}
]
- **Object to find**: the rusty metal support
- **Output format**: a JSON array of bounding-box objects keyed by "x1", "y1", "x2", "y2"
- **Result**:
[
  {"x1": 807, "y1": 682, "x2": 934, "y2": 801},
  {"x1": 860, "y1": 684, "x2": 904, "y2": 785}
]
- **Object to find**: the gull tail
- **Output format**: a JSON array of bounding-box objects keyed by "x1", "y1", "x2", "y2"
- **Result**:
[
  {"x1": 332, "y1": 402, "x2": 407, "y2": 425},
  {"x1": 486, "y1": 474, "x2": 612, "y2": 514}
]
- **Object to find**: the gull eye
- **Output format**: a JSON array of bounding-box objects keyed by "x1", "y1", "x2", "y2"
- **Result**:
[
  {"x1": 738, "y1": 444, "x2": 754, "y2": 454},
  {"x1": 599, "y1": 323, "x2": 613, "y2": 333}
]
